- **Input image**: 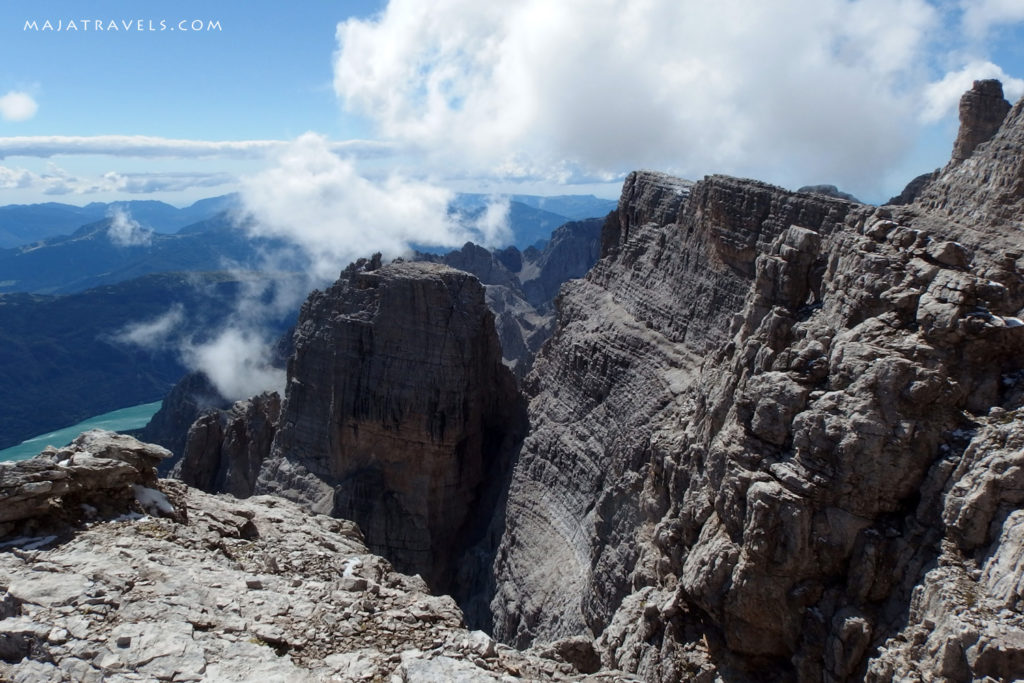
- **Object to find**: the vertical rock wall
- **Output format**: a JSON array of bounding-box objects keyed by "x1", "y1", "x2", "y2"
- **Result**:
[{"x1": 257, "y1": 260, "x2": 524, "y2": 593}]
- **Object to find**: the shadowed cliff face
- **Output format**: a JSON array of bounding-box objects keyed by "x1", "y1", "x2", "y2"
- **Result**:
[
  {"x1": 257, "y1": 260, "x2": 525, "y2": 594},
  {"x1": 492, "y1": 92, "x2": 1024, "y2": 680}
]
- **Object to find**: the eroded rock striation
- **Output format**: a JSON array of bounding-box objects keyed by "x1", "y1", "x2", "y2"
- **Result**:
[
  {"x1": 139, "y1": 371, "x2": 230, "y2": 473},
  {"x1": 256, "y1": 259, "x2": 525, "y2": 595},
  {"x1": 491, "y1": 91, "x2": 1024, "y2": 680},
  {"x1": 175, "y1": 391, "x2": 281, "y2": 498}
]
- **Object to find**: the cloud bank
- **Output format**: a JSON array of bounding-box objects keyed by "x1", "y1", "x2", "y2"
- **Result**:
[
  {"x1": 0, "y1": 92, "x2": 37, "y2": 122},
  {"x1": 333, "y1": 0, "x2": 1024, "y2": 195},
  {"x1": 239, "y1": 132, "x2": 511, "y2": 280},
  {"x1": 0, "y1": 163, "x2": 236, "y2": 196},
  {"x1": 334, "y1": 0, "x2": 947, "y2": 193}
]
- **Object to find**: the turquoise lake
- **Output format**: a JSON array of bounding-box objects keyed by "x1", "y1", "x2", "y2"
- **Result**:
[{"x1": 0, "y1": 401, "x2": 163, "y2": 463}]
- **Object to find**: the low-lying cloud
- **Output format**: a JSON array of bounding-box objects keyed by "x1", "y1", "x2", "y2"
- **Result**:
[
  {"x1": 114, "y1": 305, "x2": 185, "y2": 348},
  {"x1": 239, "y1": 132, "x2": 511, "y2": 280},
  {"x1": 181, "y1": 328, "x2": 286, "y2": 401},
  {"x1": 0, "y1": 163, "x2": 236, "y2": 196},
  {"x1": 107, "y1": 207, "x2": 153, "y2": 246}
]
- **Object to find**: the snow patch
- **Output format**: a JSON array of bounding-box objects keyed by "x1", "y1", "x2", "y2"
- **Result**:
[
  {"x1": 342, "y1": 557, "x2": 363, "y2": 578},
  {"x1": 132, "y1": 485, "x2": 174, "y2": 516}
]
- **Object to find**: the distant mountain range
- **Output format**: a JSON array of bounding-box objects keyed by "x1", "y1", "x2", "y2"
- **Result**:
[
  {"x1": 0, "y1": 193, "x2": 617, "y2": 294},
  {"x1": 451, "y1": 193, "x2": 616, "y2": 249},
  {"x1": 0, "y1": 214, "x2": 280, "y2": 295},
  {"x1": 0, "y1": 195, "x2": 240, "y2": 249}
]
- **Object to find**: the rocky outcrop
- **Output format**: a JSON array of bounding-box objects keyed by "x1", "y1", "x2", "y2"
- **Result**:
[
  {"x1": 257, "y1": 259, "x2": 525, "y2": 595},
  {"x1": 0, "y1": 430, "x2": 175, "y2": 536},
  {"x1": 914, "y1": 92, "x2": 1024, "y2": 252},
  {"x1": 416, "y1": 224, "x2": 604, "y2": 377},
  {"x1": 951, "y1": 79, "x2": 1012, "y2": 164},
  {"x1": 885, "y1": 170, "x2": 939, "y2": 206},
  {"x1": 796, "y1": 184, "x2": 861, "y2": 203},
  {"x1": 887, "y1": 80, "x2": 1011, "y2": 208},
  {"x1": 138, "y1": 371, "x2": 229, "y2": 473},
  {"x1": 175, "y1": 391, "x2": 280, "y2": 498},
  {"x1": 490, "y1": 85, "x2": 1024, "y2": 680},
  {"x1": 0, "y1": 439, "x2": 636, "y2": 682},
  {"x1": 519, "y1": 218, "x2": 604, "y2": 312}
]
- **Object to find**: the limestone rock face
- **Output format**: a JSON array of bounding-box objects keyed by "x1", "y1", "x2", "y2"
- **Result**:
[
  {"x1": 175, "y1": 391, "x2": 280, "y2": 498},
  {"x1": 418, "y1": 224, "x2": 604, "y2": 378},
  {"x1": 951, "y1": 79, "x2": 1012, "y2": 164},
  {"x1": 258, "y1": 260, "x2": 524, "y2": 592},
  {"x1": 520, "y1": 218, "x2": 604, "y2": 312},
  {"x1": 0, "y1": 459, "x2": 634, "y2": 682},
  {"x1": 915, "y1": 86, "x2": 1024, "y2": 246},
  {"x1": 491, "y1": 93, "x2": 1024, "y2": 680},
  {"x1": 139, "y1": 371, "x2": 229, "y2": 473}
]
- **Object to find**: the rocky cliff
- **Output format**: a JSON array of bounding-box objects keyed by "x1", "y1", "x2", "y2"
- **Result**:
[
  {"x1": 139, "y1": 371, "x2": 230, "y2": 473},
  {"x1": 490, "y1": 92, "x2": 1024, "y2": 680},
  {"x1": 950, "y1": 79, "x2": 1012, "y2": 164},
  {"x1": 255, "y1": 259, "x2": 525, "y2": 596},
  {"x1": 887, "y1": 79, "x2": 1011, "y2": 207},
  {"x1": 175, "y1": 391, "x2": 280, "y2": 498}
]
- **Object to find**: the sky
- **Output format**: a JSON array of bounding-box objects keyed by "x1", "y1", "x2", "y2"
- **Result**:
[{"x1": 1, "y1": 0, "x2": 1024, "y2": 209}]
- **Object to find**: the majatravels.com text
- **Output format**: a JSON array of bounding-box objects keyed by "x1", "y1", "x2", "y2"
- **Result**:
[{"x1": 24, "y1": 19, "x2": 222, "y2": 32}]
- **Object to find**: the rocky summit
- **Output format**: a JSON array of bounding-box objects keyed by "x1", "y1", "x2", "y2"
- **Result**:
[
  {"x1": 0, "y1": 432, "x2": 634, "y2": 682},
  {"x1": 4, "y1": 82, "x2": 1024, "y2": 683}
]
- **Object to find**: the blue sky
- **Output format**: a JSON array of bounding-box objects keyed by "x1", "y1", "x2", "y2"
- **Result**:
[{"x1": 1, "y1": 0, "x2": 1024, "y2": 207}]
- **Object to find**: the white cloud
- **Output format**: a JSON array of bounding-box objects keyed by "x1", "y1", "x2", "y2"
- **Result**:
[
  {"x1": 0, "y1": 163, "x2": 236, "y2": 196},
  {"x1": 113, "y1": 305, "x2": 185, "y2": 349},
  {"x1": 0, "y1": 91, "x2": 37, "y2": 122},
  {"x1": 961, "y1": 0, "x2": 1024, "y2": 39},
  {"x1": 107, "y1": 207, "x2": 153, "y2": 247},
  {"x1": 922, "y1": 60, "x2": 1024, "y2": 122},
  {"x1": 334, "y1": 0, "x2": 941, "y2": 193},
  {"x1": 0, "y1": 135, "x2": 395, "y2": 160},
  {"x1": 182, "y1": 328, "x2": 286, "y2": 402},
  {"x1": 0, "y1": 166, "x2": 33, "y2": 189},
  {"x1": 239, "y1": 132, "x2": 509, "y2": 280}
]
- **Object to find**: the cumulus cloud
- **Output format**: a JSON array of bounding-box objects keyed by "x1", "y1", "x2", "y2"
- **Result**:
[
  {"x1": 961, "y1": 0, "x2": 1024, "y2": 39},
  {"x1": 114, "y1": 305, "x2": 185, "y2": 348},
  {"x1": 0, "y1": 166, "x2": 33, "y2": 189},
  {"x1": 239, "y1": 132, "x2": 511, "y2": 280},
  {"x1": 334, "y1": 0, "x2": 941, "y2": 192},
  {"x1": 0, "y1": 135, "x2": 395, "y2": 160},
  {"x1": 0, "y1": 91, "x2": 37, "y2": 122},
  {"x1": 922, "y1": 60, "x2": 1024, "y2": 122},
  {"x1": 107, "y1": 207, "x2": 153, "y2": 246}
]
